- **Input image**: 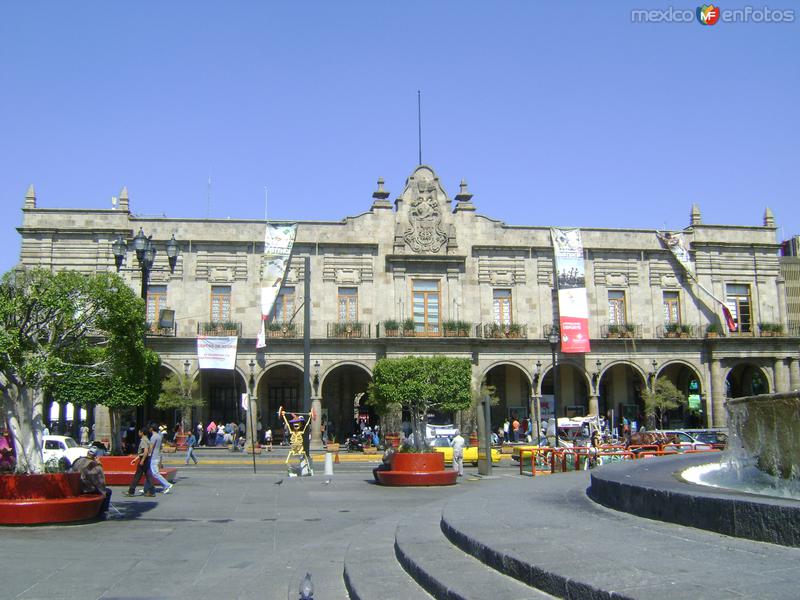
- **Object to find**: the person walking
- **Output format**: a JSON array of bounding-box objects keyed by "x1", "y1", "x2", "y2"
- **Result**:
[
  {"x1": 196, "y1": 422, "x2": 204, "y2": 447},
  {"x1": 148, "y1": 424, "x2": 174, "y2": 494},
  {"x1": 185, "y1": 430, "x2": 198, "y2": 465},
  {"x1": 124, "y1": 428, "x2": 157, "y2": 497},
  {"x1": 451, "y1": 430, "x2": 466, "y2": 477},
  {"x1": 264, "y1": 428, "x2": 273, "y2": 452},
  {"x1": 512, "y1": 416, "x2": 520, "y2": 442},
  {"x1": 79, "y1": 421, "x2": 90, "y2": 446},
  {"x1": 502, "y1": 418, "x2": 510, "y2": 443}
]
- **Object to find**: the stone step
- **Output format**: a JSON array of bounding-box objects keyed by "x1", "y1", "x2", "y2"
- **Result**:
[
  {"x1": 344, "y1": 514, "x2": 433, "y2": 600},
  {"x1": 395, "y1": 507, "x2": 555, "y2": 600}
]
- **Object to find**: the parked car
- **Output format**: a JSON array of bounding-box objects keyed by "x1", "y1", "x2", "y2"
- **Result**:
[
  {"x1": 430, "y1": 437, "x2": 501, "y2": 466},
  {"x1": 42, "y1": 435, "x2": 89, "y2": 465},
  {"x1": 660, "y1": 430, "x2": 714, "y2": 451},
  {"x1": 685, "y1": 429, "x2": 728, "y2": 446}
]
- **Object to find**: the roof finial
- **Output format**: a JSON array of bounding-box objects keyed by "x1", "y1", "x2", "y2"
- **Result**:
[
  {"x1": 453, "y1": 179, "x2": 476, "y2": 212},
  {"x1": 118, "y1": 186, "x2": 129, "y2": 211},
  {"x1": 371, "y1": 177, "x2": 392, "y2": 210},
  {"x1": 763, "y1": 207, "x2": 775, "y2": 228},
  {"x1": 690, "y1": 203, "x2": 701, "y2": 226},
  {"x1": 24, "y1": 184, "x2": 36, "y2": 209}
]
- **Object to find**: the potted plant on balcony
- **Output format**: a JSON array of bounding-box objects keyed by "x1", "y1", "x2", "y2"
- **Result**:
[
  {"x1": 664, "y1": 322, "x2": 680, "y2": 338},
  {"x1": 705, "y1": 322, "x2": 723, "y2": 338},
  {"x1": 679, "y1": 324, "x2": 692, "y2": 338},
  {"x1": 487, "y1": 323, "x2": 503, "y2": 338},
  {"x1": 621, "y1": 323, "x2": 636, "y2": 338},
  {"x1": 506, "y1": 323, "x2": 523, "y2": 338},
  {"x1": 383, "y1": 319, "x2": 399, "y2": 337},
  {"x1": 367, "y1": 356, "x2": 472, "y2": 486},
  {"x1": 759, "y1": 322, "x2": 784, "y2": 337},
  {"x1": 456, "y1": 321, "x2": 471, "y2": 337},
  {"x1": 442, "y1": 320, "x2": 459, "y2": 337},
  {"x1": 605, "y1": 324, "x2": 621, "y2": 338},
  {"x1": 401, "y1": 318, "x2": 415, "y2": 336}
]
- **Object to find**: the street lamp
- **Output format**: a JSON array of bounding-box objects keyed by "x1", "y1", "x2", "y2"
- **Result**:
[
  {"x1": 548, "y1": 327, "x2": 560, "y2": 448},
  {"x1": 111, "y1": 228, "x2": 179, "y2": 300}
]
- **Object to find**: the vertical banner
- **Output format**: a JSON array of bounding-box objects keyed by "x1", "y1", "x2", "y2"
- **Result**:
[
  {"x1": 257, "y1": 224, "x2": 297, "y2": 348},
  {"x1": 197, "y1": 336, "x2": 238, "y2": 370},
  {"x1": 550, "y1": 228, "x2": 591, "y2": 353}
]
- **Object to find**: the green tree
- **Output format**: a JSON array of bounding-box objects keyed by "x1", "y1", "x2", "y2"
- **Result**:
[
  {"x1": 367, "y1": 356, "x2": 472, "y2": 451},
  {"x1": 156, "y1": 372, "x2": 203, "y2": 431},
  {"x1": 0, "y1": 268, "x2": 155, "y2": 472},
  {"x1": 642, "y1": 377, "x2": 687, "y2": 430}
]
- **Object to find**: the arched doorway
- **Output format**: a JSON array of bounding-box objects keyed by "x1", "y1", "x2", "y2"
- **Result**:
[
  {"x1": 597, "y1": 363, "x2": 647, "y2": 430},
  {"x1": 201, "y1": 368, "x2": 248, "y2": 427},
  {"x1": 656, "y1": 361, "x2": 704, "y2": 428},
  {"x1": 483, "y1": 363, "x2": 531, "y2": 439},
  {"x1": 321, "y1": 364, "x2": 372, "y2": 440},
  {"x1": 726, "y1": 363, "x2": 769, "y2": 398},
  {"x1": 257, "y1": 364, "x2": 304, "y2": 438},
  {"x1": 540, "y1": 363, "x2": 589, "y2": 420}
]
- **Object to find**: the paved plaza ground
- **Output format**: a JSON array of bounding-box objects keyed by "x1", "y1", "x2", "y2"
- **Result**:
[{"x1": 4, "y1": 451, "x2": 800, "y2": 600}]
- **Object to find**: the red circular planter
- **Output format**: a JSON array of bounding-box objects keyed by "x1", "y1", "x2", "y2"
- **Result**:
[
  {"x1": 376, "y1": 452, "x2": 458, "y2": 486},
  {"x1": 99, "y1": 455, "x2": 177, "y2": 486},
  {"x1": 0, "y1": 473, "x2": 104, "y2": 525}
]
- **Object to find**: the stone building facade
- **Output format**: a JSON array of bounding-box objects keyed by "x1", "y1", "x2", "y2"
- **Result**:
[{"x1": 16, "y1": 166, "x2": 800, "y2": 445}]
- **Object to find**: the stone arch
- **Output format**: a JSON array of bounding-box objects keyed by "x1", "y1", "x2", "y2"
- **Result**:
[
  {"x1": 596, "y1": 360, "x2": 648, "y2": 427},
  {"x1": 320, "y1": 362, "x2": 374, "y2": 440},
  {"x1": 256, "y1": 362, "x2": 305, "y2": 437},
  {"x1": 481, "y1": 362, "x2": 533, "y2": 439},
  {"x1": 540, "y1": 361, "x2": 591, "y2": 419},
  {"x1": 654, "y1": 360, "x2": 706, "y2": 428},
  {"x1": 726, "y1": 362, "x2": 771, "y2": 398}
]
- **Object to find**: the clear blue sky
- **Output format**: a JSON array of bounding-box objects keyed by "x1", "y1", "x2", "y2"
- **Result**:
[{"x1": 1, "y1": 1, "x2": 797, "y2": 275}]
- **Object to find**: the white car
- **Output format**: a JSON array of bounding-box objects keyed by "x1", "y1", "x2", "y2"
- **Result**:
[{"x1": 42, "y1": 435, "x2": 89, "y2": 465}]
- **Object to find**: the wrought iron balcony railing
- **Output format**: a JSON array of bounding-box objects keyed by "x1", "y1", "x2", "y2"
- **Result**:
[
  {"x1": 481, "y1": 322, "x2": 527, "y2": 339},
  {"x1": 327, "y1": 321, "x2": 370, "y2": 339},
  {"x1": 197, "y1": 321, "x2": 242, "y2": 337}
]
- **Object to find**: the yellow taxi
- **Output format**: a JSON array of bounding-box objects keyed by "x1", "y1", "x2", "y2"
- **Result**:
[{"x1": 430, "y1": 437, "x2": 502, "y2": 465}]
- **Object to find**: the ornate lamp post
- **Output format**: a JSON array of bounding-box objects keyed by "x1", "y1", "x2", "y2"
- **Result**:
[
  {"x1": 111, "y1": 229, "x2": 179, "y2": 300},
  {"x1": 548, "y1": 327, "x2": 560, "y2": 448}
]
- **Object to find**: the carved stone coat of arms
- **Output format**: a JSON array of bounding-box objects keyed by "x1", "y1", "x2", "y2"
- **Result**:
[{"x1": 403, "y1": 180, "x2": 448, "y2": 253}]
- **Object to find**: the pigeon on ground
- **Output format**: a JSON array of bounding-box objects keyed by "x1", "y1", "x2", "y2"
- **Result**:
[{"x1": 274, "y1": 479, "x2": 283, "y2": 485}]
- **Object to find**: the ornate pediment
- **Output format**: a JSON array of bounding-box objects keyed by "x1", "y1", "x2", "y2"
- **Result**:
[{"x1": 396, "y1": 166, "x2": 452, "y2": 254}]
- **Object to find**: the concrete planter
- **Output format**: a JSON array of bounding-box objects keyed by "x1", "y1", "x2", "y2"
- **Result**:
[
  {"x1": 0, "y1": 472, "x2": 104, "y2": 525},
  {"x1": 375, "y1": 452, "x2": 457, "y2": 486}
]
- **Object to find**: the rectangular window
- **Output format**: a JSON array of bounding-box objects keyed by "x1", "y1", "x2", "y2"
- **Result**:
[
  {"x1": 210, "y1": 286, "x2": 231, "y2": 323},
  {"x1": 338, "y1": 287, "x2": 358, "y2": 322},
  {"x1": 412, "y1": 279, "x2": 440, "y2": 335},
  {"x1": 493, "y1": 289, "x2": 512, "y2": 326},
  {"x1": 726, "y1": 284, "x2": 752, "y2": 333},
  {"x1": 608, "y1": 290, "x2": 626, "y2": 325},
  {"x1": 663, "y1": 291, "x2": 680, "y2": 324},
  {"x1": 273, "y1": 287, "x2": 295, "y2": 322},
  {"x1": 146, "y1": 285, "x2": 167, "y2": 325}
]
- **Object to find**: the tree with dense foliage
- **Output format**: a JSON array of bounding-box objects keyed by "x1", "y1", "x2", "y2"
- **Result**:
[
  {"x1": 368, "y1": 356, "x2": 472, "y2": 451},
  {"x1": 156, "y1": 372, "x2": 203, "y2": 431},
  {"x1": 0, "y1": 268, "x2": 157, "y2": 473},
  {"x1": 642, "y1": 377, "x2": 687, "y2": 430}
]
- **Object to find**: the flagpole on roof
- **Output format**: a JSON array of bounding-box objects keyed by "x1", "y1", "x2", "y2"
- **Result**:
[{"x1": 418, "y1": 90, "x2": 423, "y2": 166}]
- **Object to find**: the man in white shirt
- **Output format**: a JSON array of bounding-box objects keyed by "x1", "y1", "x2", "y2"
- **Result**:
[
  {"x1": 451, "y1": 430, "x2": 466, "y2": 477},
  {"x1": 148, "y1": 423, "x2": 173, "y2": 494}
]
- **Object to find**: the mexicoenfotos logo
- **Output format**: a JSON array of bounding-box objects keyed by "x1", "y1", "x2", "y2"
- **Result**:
[
  {"x1": 631, "y1": 5, "x2": 795, "y2": 23},
  {"x1": 697, "y1": 4, "x2": 721, "y2": 25}
]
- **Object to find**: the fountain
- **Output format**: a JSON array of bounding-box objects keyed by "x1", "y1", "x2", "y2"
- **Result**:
[{"x1": 588, "y1": 390, "x2": 800, "y2": 547}]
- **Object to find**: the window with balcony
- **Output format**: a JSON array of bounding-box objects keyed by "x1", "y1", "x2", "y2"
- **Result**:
[
  {"x1": 412, "y1": 279, "x2": 440, "y2": 335},
  {"x1": 210, "y1": 286, "x2": 231, "y2": 323},
  {"x1": 338, "y1": 287, "x2": 358, "y2": 322},
  {"x1": 146, "y1": 285, "x2": 167, "y2": 325},
  {"x1": 663, "y1": 291, "x2": 680, "y2": 324},
  {"x1": 608, "y1": 290, "x2": 626, "y2": 325},
  {"x1": 726, "y1": 284, "x2": 752, "y2": 333},
  {"x1": 493, "y1": 289, "x2": 512, "y2": 326}
]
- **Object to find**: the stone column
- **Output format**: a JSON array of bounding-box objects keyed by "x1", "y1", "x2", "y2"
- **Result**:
[
  {"x1": 790, "y1": 357, "x2": 800, "y2": 391},
  {"x1": 710, "y1": 358, "x2": 726, "y2": 428},
  {"x1": 776, "y1": 277, "x2": 788, "y2": 328},
  {"x1": 773, "y1": 358, "x2": 789, "y2": 393},
  {"x1": 589, "y1": 394, "x2": 599, "y2": 418},
  {"x1": 93, "y1": 405, "x2": 112, "y2": 446},
  {"x1": 310, "y1": 397, "x2": 323, "y2": 450},
  {"x1": 247, "y1": 395, "x2": 259, "y2": 443}
]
